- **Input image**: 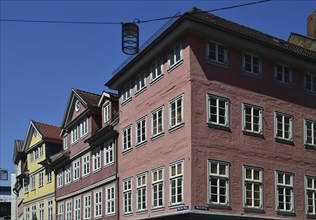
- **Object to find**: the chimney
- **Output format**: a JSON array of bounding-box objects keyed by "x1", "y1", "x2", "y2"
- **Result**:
[{"x1": 307, "y1": 10, "x2": 316, "y2": 38}]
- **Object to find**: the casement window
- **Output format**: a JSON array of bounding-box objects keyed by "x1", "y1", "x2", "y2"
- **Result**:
[
  {"x1": 30, "y1": 175, "x2": 36, "y2": 190},
  {"x1": 137, "y1": 173, "x2": 147, "y2": 212},
  {"x1": 243, "y1": 54, "x2": 261, "y2": 76},
  {"x1": 47, "y1": 170, "x2": 52, "y2": 183},
  {"x1": 304, "y1": 73, "x2": 316, "y2": 94},
  {"x1": 136, "y1": 116, "x2": 147, "y2": 145},
  {"x1": 48, "y1": 200, "x2": 53, "y2": 220},
  {"x1": 94, "y1": 190, "x2": 102, "y2": 218},
  {"x1": 121, "y1": 83, "x2": 132, "y2": 103},
  {"x1": 104, "y1": 104, "x2": 110, "y2": 123},
  {"x1": 73, "y1": 159, "x2": 80, "y2": 181},
  {"x1": 24, "y1": 178, "x2": 29, "y2": 193},
  {"x1": 274, "y1": 112, "x2": 293, "y2": 142},
  {"x1": 208, "y1": 160, "x2": 229, "y2": 206},
  {"x1": 135, "y1": 71, "x2": 146, "y2": 94},
  {"x1": 207, "y1": 41, "x2": 227, "y2": 64},
  {"x1": 169, "y1": 94, "x2": 184, "y2": 129},
  {"x1": 106, "y1": 185, "x2": 116, "y2": 215},
  {"x1": 151, "y1": 106, "x2": 164, "y2": 138},
  {"x1": 32, "y1": 204, "x2": 36, "y2": 220},
  {"x1": 152, "y1": 167, "x2": 164, "y2": 209},
  {"x1": 104, "y1": 141, "x2": 114, "y2": 166},
  {"x1": 34, "y1": 148, "x2": 39, "y2": 160},
  {"x1": 123, "y1": 178, "x2": 132, "y2": 214},
  {"x1": 71, "y1": 127, "x2": 78, "y2": 144},
  {"x1": 74, "y1": 198, "x2": 81, "y2": 220},
  {"x1": 63, "y1": 136, "x2": 68, "y2": 150},
  {"x1": 57, "y1": 169, "x2": 63, "y2": 188},
  {"x1": 66, "y1": 200, "x2": 72, "y2": 220},
  {"x1": 122, "y1": 125, "x2": 132, "y2": 152},
  {"x1": 170, "y1": 161, "x2": 184, "y2": 205},
  {"x1": 82, "y1": 153, "x2": 90, "y2": 177},
  {"x1": 39, "y1": 202, "x2": 44, "y2": 220},
  {"x1": 306, "y1": 176, "x2": 316, "y2": 216},
  {"x1": 30, "y1": 152, "x2": 34, "y2": 163},
  {"x1": 39, "y1": 171, "x2": 44, "y2": 187},
  {"x1": 207, "y1": 94, "x2": 229, "y2": 127},
  {"x1": 83, "y1": 193, "x2": 91, "y2": 219},
  {"x1": 242, "y1": 104, "x2": 263, "y2": 134},
  {"x1": 80, "y1": 118, "x2": 88, "y2": 137},
  {"x1": 25, "y1": 206, "x2": 30, "y2": 220},
  {"x1": 244, "y1": 166, "x2": 263, "y2": 209},
  {"x1": 39, "y1": 146, "x2": 43, "y2": 158},
  {"x1": 276, "y1": 171, "x2": 294, "y2": 212},
  {"x1": 151, "y1": 58, "x2": 163, "y2": 83},
  {"x1": 57, "y1": 203, "x2": 64, "y2": 220},
  {"x1": 64, "y1": 164, "x2": 71, "y2": 185},
  {"x1": 168, "y1": 41, "x2": 182, "y2": 69},
  {"x1": 275, "y1": 64, "x2": 291, "y2": 85},
  {"x1": 304, "y1": 119, "x2": 316, "y2": 147},
  {"x1": 92, "y1": 147, "x2": 101, "y2": 172}
]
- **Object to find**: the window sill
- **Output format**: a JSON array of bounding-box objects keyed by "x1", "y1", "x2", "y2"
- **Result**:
[
  {"x1": 121, "y1": 97, "x2": 132, "y2": 106},
  {"x1": 80, "y1": 133, "x2": 89, "y2": 140},
  {"x1": 168, "y1": 59, "x2": 183, "y2": 73},
  {"x1": 242, "y1": 130, "x2": 264, "y2": 139},
  {"x1": 136, "y1": 140, "x2": 147, "y2": 148},
  {"x1": 104, "y1": 162, "x2": 115, "y2": 168},
  {"x1": 307, "y1": 213, "x2": 316, "y2": 219},
  {"x1": 274, "y1": 137, "x2": 294, "y2": 145},
  {"x1": 208, "y1": 203, "x2": 231, "y2": 210},
  {"x1": 207, "y1": 123, "x2": 230, "y2": 132},
  {"x1": 105, "y1": 213, "x2": 116, "y2": 217},
  {"x1": 93, "y1": 168, "x2": 102, "y2": 174},
  {"x1": 151, "y1": 132, "x2": 165, "y2": 141},
  {"x1": 169, "y1": 203, "x2": 185, "y2": 209},
  {"x1": 82, "y1": 173, "x2": 90, "y2": 179},
  {"x1": 65, "y1": 182, "x2": 71, "y2": 186},
  {"x1": 71, "y1": 141, "x2": 79, "y2": 146},
  {"x1": 304, "y1": 89, "x2": 316, "y2": 96},
  {"x1": 73, "y1": 178, "x2": 80, "y2": 183},
  {"x1": 305, "y1": 144, "x2": 316, "y2": 150},
  {"x1": 169, "y1": 122, "x2": 184, "y2": 133},
  {"x1": 276, "y1": 210, "x2": 296, "y2": 216},
  {"x1": 243, "y1": 207, "x2": 264, "y2": 213},
  {"x1": 150, "y1": 74, "x2": 164, "y2": 85},
  {"x1": 136, "y1": 210, "x2": 148, "y2": 215},
  {"x1": 242, "y1": 70, "x2": 262, "y2": 79},
  {"x1": 122, "y1": 148, "x2": 133, "y2": 155},
  {"x1": 274, "y1": 80, "x2": 292, "y2": 88},
  {"x1": 123, "y1": 212, "x2": 133, "y2": 217},
  {"x1": 206, "y1": 59, "x2": 228, "y2": 69},
  {"x1": 135, "y1": 86, "x2": 147, "y2": 97},
  {"x1": 151, "y1": 207, "x2": 165, "y2": 212}
]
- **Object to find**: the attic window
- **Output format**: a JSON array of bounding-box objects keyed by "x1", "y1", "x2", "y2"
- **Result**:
[{"x1": 33, "y1": 130, "x2": 37, "y2": 137}]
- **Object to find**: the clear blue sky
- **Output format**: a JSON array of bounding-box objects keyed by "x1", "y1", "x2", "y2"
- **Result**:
[{"x1": 1, "y1": 0, "x2": 315, "y2": 186}]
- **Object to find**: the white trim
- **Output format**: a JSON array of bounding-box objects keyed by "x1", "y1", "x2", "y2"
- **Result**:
[
  {"x1": 151, "y1": 106, "x2": 164, "y2": 138},
  {"x1": 73, "y1": 158, "x2": 80, "y2": 181},
  {"x1": 83, "y1": 192, "x2": 91, "y2": 220},
  {"x1": 168, "y1": 94, "x2": 184, "y2": 130},
  {"x1": 152, "y1": 166, "x2": 164, "y2": 209},
  {"x1": 242, "y1": 103, "x2": 263, "y2": 134},
  {"x1": 105, "y1": 184, "x2": 116, "y2": 215},
  {"x1": 136, "y1": 172, "x2": 148, "y2": 212},
  {"x1": 274, "y1": 112, "x2": 293, "y2": 141},
  {"x1": 122, "y1": 124, "x2": 132, "y2": 152},
  {"x1": 92, "y1": 146, "x2": 101, "y2": 172},
  {"x1": 169, "y1": 160, "x2": 184, "y2": 206},
  {"x1": 207, "y1": 93, "x2": 230, "y2": 127},
  {"x1": 94, "y1": 189, "x2": 102, "y2": 218},
  {"x1": 135, "y1": 116, "x2": 147, "y2": 146},
  {"x1": 82, "y1": 152, "x2": 90, "y2": 177}
]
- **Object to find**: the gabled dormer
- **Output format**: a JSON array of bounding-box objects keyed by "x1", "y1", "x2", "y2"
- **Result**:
[{"x1": 98, "y1": 91, "x2": 119, "y2": 128}]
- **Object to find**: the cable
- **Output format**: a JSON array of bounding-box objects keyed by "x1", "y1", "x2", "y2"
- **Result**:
[{"x1": 0, "y1": 0, "x2": 271, "y2": 25}]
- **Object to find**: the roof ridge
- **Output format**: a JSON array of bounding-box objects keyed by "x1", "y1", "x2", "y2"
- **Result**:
[
  {"x1": 73, "y1": 88, "x2": 101, "y2": 98},
  {"x1": 32, "y1": 120, "x2": 61, "y2": 129}
]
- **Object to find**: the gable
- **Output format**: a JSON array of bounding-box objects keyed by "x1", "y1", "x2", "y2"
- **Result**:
[{"x1": 23, "y1": 122, "x2": 43, "y2": 152}]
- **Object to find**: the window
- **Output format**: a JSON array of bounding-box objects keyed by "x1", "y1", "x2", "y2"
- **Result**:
[
  {"x1": 39, "y1": 202, "x2": 44, "y2": 220},
  {"x1": 30, "y1": 151, "x2": 34, "y2": 163},
  {"x1": 276, "y1": 171, "x2": 294, "y2": 212},
  {"x1": 304, "y1": 119, "x2": 316, "y2": 147},
  {"x1": 136, "y1": 116, "x2": 147, "y2": 145},
  {"x1": 48, "y1": 200, "x2": 53, "y2": 220},
  {"x1": 104, "y1": 104, "x2": 110, "y2": 123},
  {"x1": 82, "y1": 153, "x2": 90, "y2": 177},
  {"x1": 274, "y1": 112, "x2": 293, "y2": 142},
  {"x1": 38, "y1": 171, "x2": 44, "y2": 187},
  {"x1": 305, "y1": 73, "x2": 316, "y2": 93},
  {"x1": 170, "y1": 161, "x2": 183, "y2": 205},
  {"x1": 25, "y1": 206, "x2": 30, "y2": 220},
  {"x1": 106, "y1": 185, "x2": 115, "y2": 215},
  {"x1": 137, "y1": 173, "x2": 147, "y2": 212},
  {"x1": 207, "y1": 41, "x2": 227, "y2": 64},
  {"x1": 80, "y1": 118, "x2": 88, "y2": 137},
  {"x1": 66, "y1": 200, "x2": 72, "y2": 220},
  {"x1": 63, "y1": 136, "x2": 68, "y2": 150},
  {"x1": 34, "y1": 148, "x2": 39, "y2": 160},
  {"x1": 135, "y1": 71, "x2": 146, "y2": 94},
  {"x1": 122, "y1": 125, "x2": 132, "y2": 152},
  {"x1": 94, "y1": 190, "x2": 102, "y2": 218},
  {"x1": 243, "y1": 54, "x2": 261, "y2": 76},
  {"x1": 275, "y1": 64, "x2": 291, "y2": 85},
  {"x1": 83, "y1": 193, "x2": 91, "y2": 219},
  {"x1": 123, "y1": 178, "x2": 132, "y2": 214},
  {"x1": 73, "y1": 159, "x2": 80, "y2": 181},
  {"x1": 74, "y1": 197, "x2": 81, "y2": 220},
  {"x1": 121, "y1": 83, "x2": 131, "y2": 103},
  {"x1": 57, "y1": 202, "x2": 64, "y2": 220},
  {"x1": 39, "y1": 146, "x2": 43, "y2": 158},
  {"x1": 92, "y1": 147, "x2": 101, "y2": 172},
  {"x1": 242, "y1": 104, "x2": 263, "y2": 134},
  {"x1": 152, "y1": 167, "x2": 164, "y2": 209},
  {"x1": 168, "y1": 42, "x2": 182, "y2": 69},
  {"x1": 57, "y1": 169, "x2": 63, "y2": 188},
  {"x1": 30, "y1": 175, "x2": 36, "y2": 190},
  {"x1": 306, "y1": 176, "x2": 316, "y2": 216},
  {"x1": 208, "y1": 160, "x2": 229, "y2": 206},
  {"x1": 32, "y1": 204, "x2": 36, "y2": 220},
  {"x1": 169, "y1": 95, "x2": 184, "y2": 129},
  {"x1": 244, "y1": 166, "x2": 263, "y2": 209},
  {"x1": 24, "y1": 178, "x2": 29, "y2": 193},
  {"x1": 65, "y1": 164, "x2": 71, "y2": 185},
  {"x1": 47, "y1": 170, "x2": 52, "y2": 183},
  {"x1": 151, "y1": 106, "x2": 164, "y2": 138},
  {"x1": 104, "y1": 141, "x2": 114, "y2": 166},
  {"x1": 207, "y1": 94, "x2": 229, "y2": 127},
  {"x1": 71, "y1": 126, "x2": 78, "y2": 144},
  {"x1": 151, "y1": 58, "x2": 163, "y2": 83}
]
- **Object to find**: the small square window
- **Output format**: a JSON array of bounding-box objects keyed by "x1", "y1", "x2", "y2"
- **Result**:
[
  {"x1": 243, "y1": 54, "x2": 261, "y2": 76},
  {"x1": 275, "y1": 64, "x2": 291, "y2": 85},
  {"x1": 304, "y1": 73, "x2": 316, "y2": 94},
  {"x1": 207, "y1": 41, "x2": 227, "y2": 65}
]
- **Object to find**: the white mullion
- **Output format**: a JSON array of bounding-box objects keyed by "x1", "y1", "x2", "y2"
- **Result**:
[
  {"x1": 216, "y1": 98, "x2": 219, "y2": 124},
  {"x1": 251, "y1": 107, "x2": 254, "y2": 132}
]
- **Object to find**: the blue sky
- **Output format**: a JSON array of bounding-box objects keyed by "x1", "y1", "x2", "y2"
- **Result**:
[{"x1": 1, "y1": 0, "x2": 315, "y2": 186}]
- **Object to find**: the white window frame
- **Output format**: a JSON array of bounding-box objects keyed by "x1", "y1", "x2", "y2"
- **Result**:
[
  {"x1": 306, "y1": 176, "x2": 316, "y2": 216},
  {"x1": 92, "y1": 146, "x2": 101, "y2": 172},
  {"x1": 39, "y1": 202, "x2": 44, "y2": 220},
  {"x1": 82, "y1": 153, "x2": 90, "y2": 177},
  {"x1": 47, "y1": 170, "x2": 52, "y2": 183},
  {"x1": 57, "y1": 202, "x2": 64, "y2": 220},
  {"x1": 73, "y1": 159, "x2": 80, "y2": 181},
  {"x1": 31, "y1": 204, "x2": 36, "y2": 220},
  {"x1": 243, "y1": 53, "x2": 261, "y2": 76},
  {"x1": 123, "y1": 178, "x2": 132, "y2": 214},
  {"x1": 80, "y1": 118, "x2": 88, "y2": 138},
  {"x1": 152, "y1": 167, "x2": 164, "y2": 209},
  {"x1": 208, "y1": 160, "x2": 229, "y2": 206},
  {"x1": 104, "y1": 103, "x2": 110, "y2": 123},
  {"x1": 136, "y1": 116, "x2": 147, "y2": 146},
  {"x1": 169, "y1": 160, "x2": 184, "y2": 206},
  {"x1": 136, "y1": 173, "x2": 147, "y2": 212},
  {"x1": 135, "y1": 71, "x2": 146, "y2": 94},
  {"x1": 25, "y1": 206, "x2": 30, "y2": 220},
  {"x1": 39, "y1": 146, "x2": 43, "y2": 158},
  {"x1": 121, "y1": 83, "x2": 132, "y2": 104},
  {"x1": 57, "y1": 169, "x2": 63, "y2": 188},
  {"x1": 304, "y1": 119, "x2": 316, "y2": 147},
  {"x1": 169, "y1": 94, "x2": 184, "y2": 130},
  {"x1": 207, "y1": 94, "x2": 229, "y2": 127},
  {"x1": 47, "y1": 200, "x2": 53, "y2": 220},
  {"x1": 275, "y1": 64, "x2": 291, "y2": 85},
  {"x1": 39, "y1": 171, "x2": 44, "y2": 187},
  {"x1": 30, "y1": 174, "x2": 36, "y2": 190},
  {"x1": 106, "y1": 184, "x2": 116, "y2": 215},
  {"x1": 104, "y1": 140, "x2": 114, "y2": 167},
  {"x1": 24, "y1": 178, "x2": 29, "y2": 193},
  {"x1": 243, "y1": 166, "x2": 263, "y2": 209},
  {"x1": 276, "y1": 171, "x2": 294, "y2": 213},
  {"x1": 304, "y1": 73, "x2": 316, "y2": 94},
  {"x1": 83, "y1": 193, "x2": 91, "y2": 220},
  {"x1": 151, "y1": 106, "x2": 164, "y2": 138},
  {"x1": 274, "y1": 112, "x2": 293, "y2": 142},
  {"x1": 63, "y1": 136, "x2": 68, "y2": 150},
  {"x1": 122, "y1": 125, "x2": 132, "y2": 152},
  {"x1": 64, "y1": 164, "x2": 71, "y2": 185},
  {"x1": 242, "y1": 103, "x2": 263, "y2": 135},
  {"x1": 206, "y1": 41, "x2": 227, "y2": 65},
  {"x1": 150, "y1": 58, "x2": 163, "y2": 83},
  {"x1": 71, "y1": 126, "x2": 78, "y2": 144},
  {"x1": 74, "y1": 197, "x2": 81, "y2": 220},
  {"x1": 168, "y1": 41, "x2": 182, "y2": 69},
  {"x1": 30, "y1": 151, "x2": 34, "y2": 163},
  {"x1": 94, "y1": 189, "x2": 102, "y2": 218},
  {"x1": 66, "y1": 200, "x2": 72, "y2": 220}
]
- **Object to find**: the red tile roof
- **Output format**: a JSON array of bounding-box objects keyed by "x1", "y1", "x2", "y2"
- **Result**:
[
  {"x1": 33, "y1": 121, "x2": 62, "y2": 141},
  {"x1": 73, "y1": 88, "x2": 101, "y2": 107}
]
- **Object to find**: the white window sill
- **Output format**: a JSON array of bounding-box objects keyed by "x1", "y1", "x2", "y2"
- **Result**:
[
  {"x1": 305, "y1": 144, "x2": 316, "y2": 150},
  {"x1": 121, "y1": 97, "x2": 132, "y2": 106},
  {"x1": 167, "y1": 59, "x2": 183, "y2": 73},
  {"x1": 122, "y1": 148, "x2": 133, "y2": 155},
  {"x1": 151, "y1": 132, "x2": 165, "y2": 141},
  {"x1": 135, "y1": 140, "x2": 147, "y2": 148},
  {"x1": 207, "y1": 122, "x2": 230, "y2": 132},
  {"x1": 150, "y1": 74, "x2": 164, "y2": 85},
  {"x1": 136, "y1": 210, "x2": 148, "y2": 214},
  {"x1": 242, "y1": 70, "x2": 262, "y2": 79},
  {"x1": 274, "y1": 137, "x2": 294, "y2": 145},
  {"x1": 169, "y1": 122, "x2": 184, "y2": 133},
  {"x1": 104, "y1": 162, "x2": 115, "y2": 168},
  {"x1": 135, "y1": 87, "x2": 146, "y2": 97},
  {"x1": 151, "y1": 207, "x2": 165, "y2": 212}
]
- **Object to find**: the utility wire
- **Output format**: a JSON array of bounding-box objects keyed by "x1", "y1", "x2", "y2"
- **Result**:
[{"x1": 0, "y1": 0, "x2": 271, "y2": 25}]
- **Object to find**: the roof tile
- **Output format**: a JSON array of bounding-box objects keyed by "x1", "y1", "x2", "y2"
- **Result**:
[{"x1": 33, "y1": 121, "x2": 62, "y2": 141}]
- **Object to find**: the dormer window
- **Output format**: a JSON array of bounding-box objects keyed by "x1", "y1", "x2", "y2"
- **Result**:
[
  {"x1": 71, "y1": 127, "x2": 78, "y2": 144},
  {"x1": 104, "y1": 104, "x2": 110, "y2": 123},
  {"x1": 80, "y1": 118, "x2": 88, "y2": 138}
]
